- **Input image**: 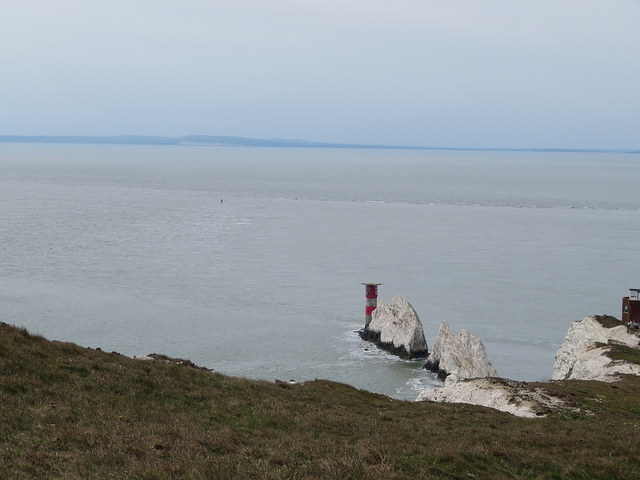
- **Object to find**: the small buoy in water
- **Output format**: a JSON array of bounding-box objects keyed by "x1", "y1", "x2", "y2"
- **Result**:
[{"x1": 221, "y1": 197, "x2": 223, "y2": 204}]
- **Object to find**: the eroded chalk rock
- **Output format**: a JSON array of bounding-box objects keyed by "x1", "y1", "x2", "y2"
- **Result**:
[
  {"x1": 561, "y1": 343, "x2": 640, "y2": 382},
  {"x1": 360, "y1": 296, "x2": 428, "y2": 359},
  {"x1": 417, "y1": 377, "x2": 564, "y2": 418},
  {"x1": 424, "y1": 321, "x2": 497, "y2": 381},
  {"x1": 552, "y1": 315, "x2": 640, "y2": 381}
]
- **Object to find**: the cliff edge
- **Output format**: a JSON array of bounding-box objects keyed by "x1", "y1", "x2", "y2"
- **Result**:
[
  {"x1": 552, "y1": 315, "x2": 640, "y2": 382},
  {"x1": 417, "y1": 377, "x2": 564, "y2": 418}
]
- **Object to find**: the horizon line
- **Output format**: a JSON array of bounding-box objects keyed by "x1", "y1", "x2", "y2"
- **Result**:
[{"x1": 0, "y1": 134, "x2": 637, "y2": 154}]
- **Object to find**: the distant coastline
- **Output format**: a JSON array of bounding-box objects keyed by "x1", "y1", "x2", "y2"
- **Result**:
[{"x1": 0, "y1": 134, "x2": 637, "y2": 154}]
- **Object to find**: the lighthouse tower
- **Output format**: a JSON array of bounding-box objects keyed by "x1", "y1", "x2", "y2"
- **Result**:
[{"x1": 362, "y1": 283, "x2": 381, "y2": 327}]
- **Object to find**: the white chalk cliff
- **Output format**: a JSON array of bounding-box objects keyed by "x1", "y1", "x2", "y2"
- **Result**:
[
  {"x1": 424, "y1": 321, "x2": 497, "y2": 381},
  {"x1": 417, "y1": 377, "x2": 564, "y2": 418},
  {"x1": 552, "y1": 315, "x2": 640, "y2": 381},
  {"x1": 417, "y1": 315, "x2": 640, "y2": 418},
  {"x1": 360, "y1": 296, "x2": 428, "y2": 358}
]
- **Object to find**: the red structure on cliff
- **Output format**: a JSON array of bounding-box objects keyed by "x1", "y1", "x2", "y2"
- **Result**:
[{"x1": 622, "y1": 289, "x2": 640, "y2": 325}]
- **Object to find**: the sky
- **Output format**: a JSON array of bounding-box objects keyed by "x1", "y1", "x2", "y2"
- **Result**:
[{"x1": 1, "y1": 1, "x2": 639, "y2": 149}]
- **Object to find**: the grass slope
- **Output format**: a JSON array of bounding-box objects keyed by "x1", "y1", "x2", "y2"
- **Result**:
[
  {"x1": 2, "y1": 323, "x2": 640, "y2": 479},
  {"x1": 595, "y1": 315, "x2": 627, "y2": 329}
]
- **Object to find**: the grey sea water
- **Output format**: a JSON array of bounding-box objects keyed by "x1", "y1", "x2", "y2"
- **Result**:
[{"x1": 1, "y1": 143, "x2": 639, "y2": 399}]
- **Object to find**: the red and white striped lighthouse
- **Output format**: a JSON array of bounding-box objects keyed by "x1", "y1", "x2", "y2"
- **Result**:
[{"x1": 362, "y1": 283, "x2": 381, "y2": 327}]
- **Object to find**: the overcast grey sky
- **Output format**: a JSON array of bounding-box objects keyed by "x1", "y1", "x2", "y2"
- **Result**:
[{"x1": 1, "y1": 1, "x2": 638, "y2": 149}]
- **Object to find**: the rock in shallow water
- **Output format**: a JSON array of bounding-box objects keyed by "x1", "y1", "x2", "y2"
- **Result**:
[
  {"x1": 360, "y1": 296, "x2": 428, "y2": 359},
  {"x1": 424, "y1": 321, "x2": 497, "y2": 381}
]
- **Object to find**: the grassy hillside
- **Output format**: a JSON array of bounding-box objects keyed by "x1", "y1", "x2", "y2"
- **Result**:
[{"x1": 2, "y1": 322, "x2": 640, "y2": 479}]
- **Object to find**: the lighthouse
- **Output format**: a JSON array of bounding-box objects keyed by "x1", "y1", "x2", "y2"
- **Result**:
[{"x1": 362, "y1": 283, "x2": 381, "y2": 327}]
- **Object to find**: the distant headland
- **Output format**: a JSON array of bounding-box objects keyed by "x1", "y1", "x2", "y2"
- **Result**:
[{"x1": 0, "y1": 135, "x2": 637, "y2": 154}]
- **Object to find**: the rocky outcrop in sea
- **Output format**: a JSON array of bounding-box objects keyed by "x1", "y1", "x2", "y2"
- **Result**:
[
  {"x1": 552, "y1": 315, "x2": 640, "y2": 381},
  {"x1": 423, "y1": 321, "x2": 497, "y2": 381},
  {"x1": 417, "y1": 333, "x2": 564, "y2": 418},
  {"x1": 359, "y1": 296, "x2": 428, "y2": 359},
  {"x1": 359, "y1": 289, "x2": 640, "y2": 417}
]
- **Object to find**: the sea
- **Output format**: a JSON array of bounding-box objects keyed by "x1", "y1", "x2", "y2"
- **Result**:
[{"x1": 1, "y1": 143, "x2": 639, "y2": 400}]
